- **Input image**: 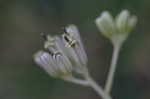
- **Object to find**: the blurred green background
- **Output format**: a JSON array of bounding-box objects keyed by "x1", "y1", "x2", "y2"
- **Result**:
[{"x1": 0, "y1": 0, "x2": 150, "y2": 99}]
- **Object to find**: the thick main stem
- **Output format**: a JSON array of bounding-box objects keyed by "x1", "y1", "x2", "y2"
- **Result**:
[
  {"x1": 104, "y1": 44, "x2": 121, "y2": 93},
  {"x1": 86, "y1": 75, "x2": 112, "y2": 99}
]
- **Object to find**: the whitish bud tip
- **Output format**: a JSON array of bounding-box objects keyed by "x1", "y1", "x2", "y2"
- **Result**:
[
  {"x1": 120, "y1": 10, "x2": 130, "y2": 16},
  {"x1": 95, "y1": 11, "x2": 110, "y2": 23},
  {"x1": 129, "y1": 15, "x2": 137, "y2": 28},
  {"x1": 95, "y1": 11, "x2": 116, "y2": 39},
  {"x1": 33, "y1": 51, "x2": 50, "y2": 66},
  {"x1": 33, "y1": 50, "x2": 45, "y2": 60}
]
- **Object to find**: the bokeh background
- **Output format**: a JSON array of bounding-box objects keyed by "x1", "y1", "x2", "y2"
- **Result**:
[{"x1": 0, "y1": 0, "x2": 150, "y2": 99}]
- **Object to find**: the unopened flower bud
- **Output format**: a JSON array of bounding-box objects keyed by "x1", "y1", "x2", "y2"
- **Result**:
[
  {"x1": 116, "y1": 10, "x2": 130, "y2": 33},
  {"x1": 34, "y1": 51, "x2": 58, "y2": 77},
  {"x1": 65, "y1": 25, "x2": 88, "y2": 66},
  {"x1": 34, "y1": 50, "x2": 73, "y2": 78},
  {"x1": 60, "y1": 25, "x2": 88, "y2": 74},
  {"x1": 126, "y1": 15, "x2": 137, "y2": 33},
  {"x1": 95, "y1": 11, "x2": 116, "y2": 39},
  {"x1": 116, "y1": 10, "x2": 137, "y2": 34},
  {"x1": 114, "y1": 10, "x2": 137, "y2": 44}
]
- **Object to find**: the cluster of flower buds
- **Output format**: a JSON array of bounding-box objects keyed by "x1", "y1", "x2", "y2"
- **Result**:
[
  {"x1": 34, "y1": 24, "x2": 88, "y2": 80},
  {"x1": 33, "y1": 10, "x2": 137, "y2": 99},
  {"x1": 95, "y1": 10, "x2": 137, "y2": 45}
]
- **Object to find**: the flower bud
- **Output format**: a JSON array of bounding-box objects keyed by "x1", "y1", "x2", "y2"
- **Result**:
[
  {"x1": 34, "y1": 51, "x2": 58, "y2": 77},
  {"x1": 116, "y1": 10, "x2": 137, "y2": 34},
  {"x1": 60, "y1": 25, "x2": 88, "y2": 74},
  {"x1": 65, "y1": 25, "x2": 88, "y2": 66},
  {"x1": 116, "y1": 10, "x2": 130, "y2": 33},
  {"x1": 127, "y1": 15, "x2": 137, "y2": 33},
  {"x1": 95, "y1": 11, "x2": 116, "y2": 39},
  {"x1": 34, "y1": 50, "x2": 73, "y2": 78},
  {"x1": 55, "y1": 35, "x2": 86, "y2": 74}
]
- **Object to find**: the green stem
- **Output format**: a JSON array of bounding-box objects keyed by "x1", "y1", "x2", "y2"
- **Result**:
[
  {"x1": 104, "y1": 44, "x2": 121, "y2": 93},
  {"x1": 62, "y1": 75, "x2": 89, "y2": 86},
  {"x1": 86, "y1": 75, "x2": 112, "y2": 99}
]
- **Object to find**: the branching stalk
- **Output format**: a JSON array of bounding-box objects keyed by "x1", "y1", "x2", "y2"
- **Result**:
[
  {"x1": 85, "y1": 75, "x2": 112, "y2": 99},
  {"x1": 62, "y1": 75, "x2": 89, "y2": 86}
]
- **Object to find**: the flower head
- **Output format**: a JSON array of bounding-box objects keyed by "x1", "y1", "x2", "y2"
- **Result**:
[
  {"x1": 34, "y1": 24, "x2": 88, "y2": 79},
  {"x1": 34, "y1": 50, "x2": 73, "y2": 78},
  {"x1": 95, "y1": 9, "x2": 137, "y2": 45}
]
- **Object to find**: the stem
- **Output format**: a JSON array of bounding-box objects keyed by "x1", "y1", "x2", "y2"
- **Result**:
[
  {"x1": 62, "y1": 75, "x2": 89, "y2": 86},
  {"x1": 86, "y1": 75, "x2": 112, "y2": 99},
  {"x1": 104, "y1": 44, "x2": 121, "y2": 93}
]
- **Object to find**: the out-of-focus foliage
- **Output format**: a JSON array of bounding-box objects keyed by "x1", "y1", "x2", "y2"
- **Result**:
[{"x1": 0, "y1": 0, "x2": 150, "y2": 99}]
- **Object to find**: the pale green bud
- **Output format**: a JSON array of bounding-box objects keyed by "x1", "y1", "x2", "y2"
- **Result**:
[
  {"x1": 116, "y1": 10, "x2": 137, "y2": 34},
  {"x1": 95, "y1": 10, "x2": 137, "y2": 45},
  {"x1": 127, "y1": 15, "x2": 137, "y2": 33},
  {"x1": 95, "y1": 11, "x2": 116, "y2": 39},
  {"x1": 114, "y1": 10, "x2": 137, "y2": 44},
  {"x1": 116, "y1": 10, "x2": 130, "y2": 33}
]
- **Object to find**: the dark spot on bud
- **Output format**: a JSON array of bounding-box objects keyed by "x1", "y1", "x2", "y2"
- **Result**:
[
  {"x1": 63, "y1": 35, "x2": 70, "y2": 42},
  {"x1": 44, "y1": 49, "x2": 53, "y2": 55}
]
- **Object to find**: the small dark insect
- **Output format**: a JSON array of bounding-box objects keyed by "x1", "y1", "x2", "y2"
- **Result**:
[
  {"x1": 63, "y1": 34, "x2": 77, "y2": 48},
  {"x1": 44, "y1": 49, "x2": 53, "y2": 56}
]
